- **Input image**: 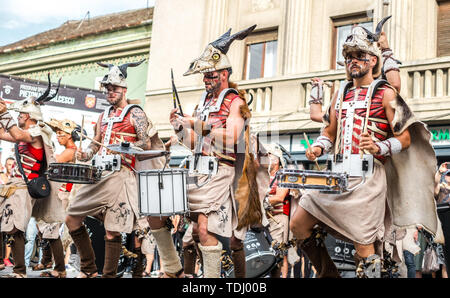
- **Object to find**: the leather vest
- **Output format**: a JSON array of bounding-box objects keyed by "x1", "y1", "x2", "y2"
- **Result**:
[{"x1": 200, "y1": 92, "x2": 240, "y2": 162}]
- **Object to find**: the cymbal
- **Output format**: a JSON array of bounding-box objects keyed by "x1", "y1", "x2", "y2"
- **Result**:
[{"x1": 107, "y1": 143, "x2": 170, "y2": 157}]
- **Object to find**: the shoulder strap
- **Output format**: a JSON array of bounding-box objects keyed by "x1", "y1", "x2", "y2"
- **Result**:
[{"x1": 14, "y1": 144, "x2": 29, "y2": 183}]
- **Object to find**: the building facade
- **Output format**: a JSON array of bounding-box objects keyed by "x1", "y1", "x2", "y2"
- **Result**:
[
  {"x1": 145, "y1": 0, "x2": 450, "y2": 165},
  {"x1": 0, "y1": 7, "x2": 153, "y2": 161}
]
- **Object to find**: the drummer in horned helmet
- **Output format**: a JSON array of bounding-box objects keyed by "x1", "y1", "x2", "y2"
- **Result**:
[
  {"x1": 262, "y1": 144, "x2": 292, "y2": 278},
  {"x1": 147, "y1": 25, "x2": 260, "y2": 278},
  {"x1": 0, "y1": 76, "x2": 66, "y2": 278},
  {"x1": 289, "y1": 18, "x2": 438, "y2": 278},
  {"x1": 30, "y1": 118, "x2": 82, "y2": 278},
  {"x1": 64, "y1": 59, "x2": 156, "y2": 278}
]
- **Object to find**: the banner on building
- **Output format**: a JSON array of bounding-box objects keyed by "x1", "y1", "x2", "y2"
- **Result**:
[{"x1": 0, "y1": 73, "x2": 108, "y2": 113}]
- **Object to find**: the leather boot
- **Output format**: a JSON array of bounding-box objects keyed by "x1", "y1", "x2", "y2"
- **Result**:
[
  {"x1": 40, "y1": 240, "x2": 53, "y2": 267},
  {"x1": 231, "y1": 247, "x2": 246, "y2": 278},
  {"x1": 69, "y1": 225, "x2": 97, "y2": 275},
  {"x1": 131, "y1": 247, "x2": 144, "y2": 278},
  {"x1": 270, "y1": 264, "x2": 282, "y2": 278},
  {"x1": 0, "y1": 233, "x2": 5, "y2": 270},
  {"x1": 10, "y1": 231, "x2": 26, "y2": 275},
  {"x1": 183, "y1": 244, "x2": 197, "y2": 275},
  {"x1": 354, "y1": 253, "x2": 381, "y2": 278},
  {"x1": 299, "y1": 230, "x2": 340, "y2": 278},
  {"x1": 102, "y1": 235, "x2": 122, "y2": 278},
  {"x1": 48, "y1": 238, "x2": 66, "y2": 273}
]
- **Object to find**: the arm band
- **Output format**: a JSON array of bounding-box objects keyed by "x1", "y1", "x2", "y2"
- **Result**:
[
  {"x1": 382, "y1": 48, "x2": 400, "y2": 73},
  {"x1": 309, "y1": 83, "x2": 324, "y2": 105},
  {"x1": 0, "y1": 112, "x2": 17, "y2": 131},
  {"x1": 311, "y1": 135, "x2": 333, "y2": 154},
  {"x1": 375, "y1": 137, "x2": 402, "y2": 156}
]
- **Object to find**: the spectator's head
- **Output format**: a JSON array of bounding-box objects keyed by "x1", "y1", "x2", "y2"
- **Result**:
[{"x1": 5, "y1": 157, "x2": 15, "y2": 174}]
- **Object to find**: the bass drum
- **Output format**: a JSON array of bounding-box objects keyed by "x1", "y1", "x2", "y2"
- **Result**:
[
  {"x1": 224, "y1": 228, "x2": 277, "y2": 278},
  {"x1": 324, "y1": 234, "x2": 356, "y2": 276},
  {"x1": 83, "y1": 216, "x2": 132, "y2": 277}
]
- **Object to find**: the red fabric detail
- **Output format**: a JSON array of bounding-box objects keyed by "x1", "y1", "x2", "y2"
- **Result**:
[
  {"x1": 202, "y1": 93, "x2": 240, "y2": 160},
  {"x1": 16, "y1": 142, "x2": 44, "y2": 180},
  {"x1": 283, "y1": 199, "x2": 290, "y2": 216},
  {"x1": 336, "y1": 85, "x2": 389, "y2": 163},
  {"x1": 100, "y1": 106, "x2": 138, "y2": 169},
  {"x1": 66, "y1": 183, "x2": 73, "y2": 192}
]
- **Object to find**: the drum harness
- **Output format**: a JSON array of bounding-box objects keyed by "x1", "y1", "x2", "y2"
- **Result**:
[
  {"x1": 332, "y1": 79, "x2": 388, "y2": 193},
  {"x1": 96, "y1": 104, "x2": 170, "y2": 177},
  {"x1": 179, "y1": 88, "x2": 239, "y2": 188}
]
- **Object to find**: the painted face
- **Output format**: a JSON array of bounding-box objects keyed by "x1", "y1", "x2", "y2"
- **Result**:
[
  {"x1": 202, "y1": 71, "x2": 222, "y2": 94},
  {"x1": 105, "y1": 85, "x2": 125, "y2": 106},
  {"x1": 18, "y1": 113, "x2": 29, "y2": 128},
  {"x1": 345, "y1": 51, "x2": 373, "y2": 79},
  {"x1": 56, "y1": 129, "x2": 71, "y2": 146}
]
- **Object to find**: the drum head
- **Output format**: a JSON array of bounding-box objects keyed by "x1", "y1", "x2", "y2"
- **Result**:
[
  {"x1": 224, "y1": 230, "x2": 277, "y2": 278},
  {"x1": 47, "y1": 163, "x2": 100, "y2": 184}
]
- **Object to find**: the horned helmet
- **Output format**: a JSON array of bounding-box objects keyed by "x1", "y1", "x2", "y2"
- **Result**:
[
  {"x1": 265, "y1": 143, "x2": 286, "y2": 168},
  {"x1": 183, "y1": 25, "x2": 257, "y2": 76},
  {"x1": 8, "y1": 73, "x2": 61, "y2": 122},
  {"x1": 97, "y1": 59, "x2": 146, "y2": 88},
  {"x1": 342, "y1": 16, "x2": 391, "y2": 80},
  {"x1": 45, "y1": 118, "x2": 84, "y2": 142}
]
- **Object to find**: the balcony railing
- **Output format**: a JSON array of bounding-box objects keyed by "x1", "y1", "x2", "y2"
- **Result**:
[{"x1": 236, "y1": 56, "x2": 450, "y2": 115}]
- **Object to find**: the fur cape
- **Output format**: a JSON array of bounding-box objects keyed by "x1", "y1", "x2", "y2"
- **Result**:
[{"x1": 229, "y1": 82, "x2": 263, "y2": 230}]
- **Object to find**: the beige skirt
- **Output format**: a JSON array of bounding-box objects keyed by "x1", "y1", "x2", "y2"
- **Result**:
[
  {"x1": 67, "y1": 168, "x2": 138, "y2": 233},
  {"x1": 299, "y1": 164, "x2": 388, "y2": 245},
  {"x1": 0, "y1": 178, "x2": 35, "y2": 233},
  {"x1": 268, "y1": 213, "x2": 290, "y2": 244},
  {"x1": 187, "y1": 164, "x2": 238, "y2": 238},
  {"x1": 37, "y1": 220, "x2": 62, "y2": 239}
]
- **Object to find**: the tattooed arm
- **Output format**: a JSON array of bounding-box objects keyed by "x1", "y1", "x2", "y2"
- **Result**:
[
  {"x1": 76, "y1": 114, "x2": 102, "y2": 161},
  {"x1": 130, "y1": 107, "x2": 151, "y2": 150}
]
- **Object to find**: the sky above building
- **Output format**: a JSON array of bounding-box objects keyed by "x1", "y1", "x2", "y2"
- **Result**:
[{"x1": 0, "y1": 0, "x2": 155, "y2": 46}]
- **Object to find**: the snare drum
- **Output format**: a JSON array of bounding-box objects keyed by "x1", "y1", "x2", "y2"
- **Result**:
[
  {"x1": 277, "y1": 169, "x2": 348, "y2": 194},
  {"x1": 138, "y1": 169, "x2": 189, "y2": 216},
  {"x1": 47, "y1": 163, "x2": 102, "y2": 184}
]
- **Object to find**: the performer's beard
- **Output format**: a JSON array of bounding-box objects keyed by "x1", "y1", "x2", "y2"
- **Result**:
[
  {"x1": 349, "y1": 64, "x2": 370, "y2": 79},
  {"x1": 205, "y1": 80, "x2": 222, "y2": 96},
  {"x1": 107, "y1": 92, "x2": 123, "y2": 107}
]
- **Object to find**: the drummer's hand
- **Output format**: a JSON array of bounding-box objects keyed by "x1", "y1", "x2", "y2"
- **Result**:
[
  {"x1": 439, "y1": 162, "x2": 448, "y2": 174},
  {"x1": 359, "y1": 132, "x2": 379, "y2": 155},
  {"x1": 311, "y1": 77, "x2": 323, "y2": 87},
  {"x1": 377, "y1": 32, "x2": 389, "y2": 50},
  {"x1": 76, "y1": 148, "x2": 87, "y2": 161},
  {"x1": 305, "y1": 146, "x2": 322, "y2": 161},
  {"x1": 169, "y1": 108, "x2": 183, "y2": 130}
]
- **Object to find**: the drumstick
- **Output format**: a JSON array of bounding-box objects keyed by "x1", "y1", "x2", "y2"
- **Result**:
[
  {"x1": 76, "y1": 132, "x2": 110, "y2": 150},
  {"x1": 266, "y1": 210, "x2": 280, "y2": 224},
  {"x1": 303, "y1": 132, "x2": 321, "y2": 171},
  {"x1": 80, "y1": 115, "x2": 85, "y2": 147}
]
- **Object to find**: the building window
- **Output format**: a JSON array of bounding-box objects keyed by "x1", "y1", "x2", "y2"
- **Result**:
[
  {"x1": 331, "y1": 13, "x2": 373, "y2": 69},
  {"x1": 438, "y1": 0, "x2": 450, "y2": 57},
  {"x1": 244, "y1": 30, "x2": 278, "y2": 80}
]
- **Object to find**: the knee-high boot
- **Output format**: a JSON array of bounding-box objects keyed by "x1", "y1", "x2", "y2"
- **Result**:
[
  {"x1": 68, "y1": 225, "x2": 97, "y2": 275},
  {"x1": 102, "y1": 235, "x2": 122, "y2": 278},
  {"x1": 298, "y1": 229, "x2": 340, "y2": 278}
]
